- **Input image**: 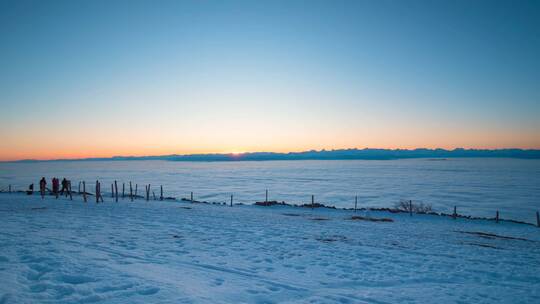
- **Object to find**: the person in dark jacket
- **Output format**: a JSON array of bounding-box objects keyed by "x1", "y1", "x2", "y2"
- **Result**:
[
  {"x1": 52, "y1": 178, "x2": 59, "y2": 198},
  {"x1": 39, "y1": 177, "x2": 46, "y2": 198},
  {"x1": 26, "y1": 184, "x2": 34, "y2": 195},
  {"x1": 60, "y1": 178, "x2": 68, "y2": 195}
]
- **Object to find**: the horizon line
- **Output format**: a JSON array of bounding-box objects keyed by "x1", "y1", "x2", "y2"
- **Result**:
[{"x1": 3, "y1": 147, "x2": 540, "y2": 163}]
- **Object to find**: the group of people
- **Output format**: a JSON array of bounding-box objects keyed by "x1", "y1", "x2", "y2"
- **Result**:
[{"x1": 30, "y1": 177, "x2": 71, "y2": 198}]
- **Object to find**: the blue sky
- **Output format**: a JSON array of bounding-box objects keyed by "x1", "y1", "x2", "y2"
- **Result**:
[{"x1": 0, "y1": 0, "x2": 539, "y2": 160}]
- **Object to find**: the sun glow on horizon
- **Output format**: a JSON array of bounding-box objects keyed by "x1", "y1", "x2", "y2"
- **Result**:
[{"x1": 228, "y1": 151, "x2": 245, "y2": 156}]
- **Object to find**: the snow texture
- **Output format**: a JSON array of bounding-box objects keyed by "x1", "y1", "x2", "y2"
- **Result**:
[{"x1": 0, "y1": 193, "x2": 539, "y2": 303}]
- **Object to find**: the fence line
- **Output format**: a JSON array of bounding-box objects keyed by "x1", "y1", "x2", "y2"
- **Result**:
[{"x1": 0, "y1": 182, "x2": 538, "y2": 227}]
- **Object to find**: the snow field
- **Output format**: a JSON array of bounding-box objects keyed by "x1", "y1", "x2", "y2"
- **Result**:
[{"x1": 0, "y1": 193, "x2": 539, "y2": 303}]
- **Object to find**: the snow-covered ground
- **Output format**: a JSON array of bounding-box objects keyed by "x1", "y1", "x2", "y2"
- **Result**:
[
  {"x1": 0, "y1": 193, "x2": 539, "y2": 303},
  {"x1": 2, "y1": 158, "x2": 540, "y2": 222}
]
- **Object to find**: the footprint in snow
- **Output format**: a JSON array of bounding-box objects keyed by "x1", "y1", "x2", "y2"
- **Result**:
[
  {"x1": 137, "y1": 287, "x2": 160, "y2": 295},
  {"x1": 29, "y1": 283, "x2": 48, "y2": 293},
  {"x1": 58, "y1": 274, "x2": 97, "y2": 285},
  {"x1": 267, "y1": 286, "x2": 280, "y2": 292},
  {"x1": 94, "y1": 283, "x2": 134, "y2": 293}
]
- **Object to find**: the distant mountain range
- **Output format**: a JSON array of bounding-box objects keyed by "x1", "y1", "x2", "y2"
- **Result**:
[{"x1": 11, "y1": 148, "x2": 540, "y2": 162}]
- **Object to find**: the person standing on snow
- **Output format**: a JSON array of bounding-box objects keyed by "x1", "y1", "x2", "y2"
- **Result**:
[
  {"x1": 60, "y1": 178, "x2": 68, "y2": 195},
  {"x1": 26, "y1": 184, "x2": 34, "y2": 195},
  {"x1": 39, "y1": 177, "x2": 46, "y2": 199},
  {"x1": 52, "y1": 178, "x2": 59, "y2": 198}
]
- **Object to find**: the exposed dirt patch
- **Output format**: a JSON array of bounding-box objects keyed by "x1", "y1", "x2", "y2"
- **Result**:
[
  {"x1": 455, "y1": 231, "x2": 533, "y2": 242},
  {"x1": 350, "y1": 216, "x2": 393, "y2": 222},
  {"x1": 316, "y1": 235, "x2": 347, "y2": 243},
  {"x1": 459, "y1": 241, "x2": 500, "y2": 249},
  {"x1": 255, "y1": 201, "x2": 287, "y2": 206},
  {"x1": 311, "y1": 217, "x2": 329, "y2": 221}
]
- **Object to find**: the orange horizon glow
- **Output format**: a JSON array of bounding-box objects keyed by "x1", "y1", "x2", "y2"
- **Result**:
[
  {"x1": 2, "y1": 120, "x2": 539, "y2": 161},
  {"x1": 2, "y1": 144, "x2": 540, "y2": 162}
]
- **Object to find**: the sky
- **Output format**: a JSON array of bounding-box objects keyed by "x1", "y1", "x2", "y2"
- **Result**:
[{"x1": 0, "y1": 0, "x2": 539, "y2": 161}]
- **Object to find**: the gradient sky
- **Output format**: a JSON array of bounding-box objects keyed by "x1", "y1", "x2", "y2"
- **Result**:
[{"x1": 1, "y1": 0, "x2": 539, "y2": 161}]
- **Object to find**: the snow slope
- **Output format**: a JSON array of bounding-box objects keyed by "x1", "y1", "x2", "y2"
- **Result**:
[{"x1": 0, "y1": 193, "x2": 539, "y2": 303}]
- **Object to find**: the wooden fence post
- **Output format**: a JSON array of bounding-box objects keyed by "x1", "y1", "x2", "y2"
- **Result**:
[
  {"x1": 160, "y1": 185, "x2": 163, "y2": 201},
  {"x1": 96, "y1": 180, "x2": 100, "y2": 204},
  {"x1": 190, "y1": 192, "x2": 193, "y2": 203},
  {"x1": 152, "y1": 191, "x2": 156, "y2": 200},
  {"x1": 130, "y1": 182, "x2": 133, "y2": 202},
  {"x1": 354, "y1": 196, "x2": 358, "y2": 212},
  {"x1": 135, "y1": 184, "x2": 138, "y2": 197},
  {"x1": 146, "y1": 184, "x2": 150, "y2": 201},
  {"x1": 122, "y1": 183, "x2": 125, "y2": 199},
  {"x1": 311, "y1": 195, "x2": 314, "y2": 210},
  {"x1": 114, "y1": 181, "x2": 118, "y2": 202},
  {"x1": 100, "y1": 182, "x2": 104, "y2": 202},
  {"x1": 83, "y1": 181, "x2": 87, "y2": 203},
  {"x1": 536, "y1": 211, "x2": 539, "y2": 228},
  {"x1": 453, "y1": 206, "x2": 457, "y2": 219},
  {"x1": 409, "y1": 200, "x2": 413, "y2": 216},
  {"x1": 496, "y1": 210, "x2": 499, "y2": 223},
  {"x1": 230, "y1": 194, "x2": 233, "y2": 207}
]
